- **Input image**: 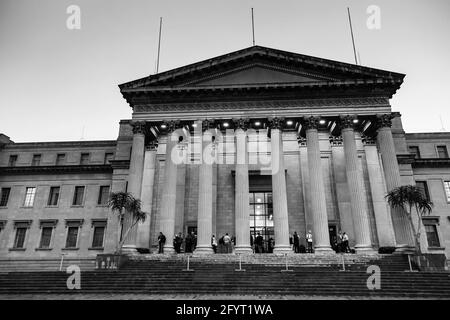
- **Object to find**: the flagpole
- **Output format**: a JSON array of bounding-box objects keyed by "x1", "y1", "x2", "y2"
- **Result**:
[
  {"x1": 347, "y1": 7, "x2": 358, "y2": 65},
  {"x1": 251, "y1": 8, "x2": 255, "y2": 46},
  {"x1": 156, "y1": 17, "x2": 162, "y2": 74}
]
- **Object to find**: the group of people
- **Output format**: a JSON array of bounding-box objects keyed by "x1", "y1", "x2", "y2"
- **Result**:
[
  {"x1": 157, "y1": 231, "x2": 198, "y2": 254},
  {"x1": 157, "y1": 229, "x2": 352, "y2": 254},
  {"x1": 331, "y1": 231, "x2": 351, "y2": 253},
  {"x1": 251, "y1": 232, "x2": 274, "y2": 253},
  {"x1": 290, "y1": 231, "x2": 314, "y2": 253},
  {"x1": 290, "y1": 230, "x2": 351, "y2": 254}
]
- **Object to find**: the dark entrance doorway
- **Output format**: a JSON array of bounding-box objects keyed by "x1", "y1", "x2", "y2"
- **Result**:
[
  {"x1": 249, "y1": 192, "x2": 274, "y2": 253},
  {"x1": 329, "y1": 225, "x2": 337, "y2": 251}
]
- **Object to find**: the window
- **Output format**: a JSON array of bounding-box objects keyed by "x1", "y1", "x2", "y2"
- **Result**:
[
  {"x1": 72, "y1": 186, "x2": 85, "y2": 206},
  {"x1": 92, "y1": 226, "x2": 105, "y2": 248},
  {"x1": 249, "y1": 192, "x2": 274, "y2": 252},
  {"x1": 47, "y1": 187, "x2": 60, "y2": 206},
  {"x1": 437, "y1": 145, "x2": 448, "y2": 158},
  {"x1": 8, "y1": 155, "x2": 17, "y2": 167},
  {"x1": 23, "y1": 187, "x2": 36, "y2": 207},
  {"x1": 80, "y1": 153, "x2": 90, "y2": 165},
  {"x1": 97, "y1": 186, "x2": 110, "y2": 205},
  {"x1": 444, "y1": 181, "x2": 450, "y2": 202},
  {"x1": 14, "y1": 228, "x2": 27, "y2": 248},
  {"x1": 415, "y1": 181, "x2": 430, "y2": 201},
  {"x1": 56, "y1": 153, "x2": 66, "y2": 165},
  {"x1": 39, "y1": 227, "x2": 53, "y2": 249},
  {"x1": 0, "y1": 188, "x2": 11, "y2": 207},
  {"x1": 12, "y1": 221, "x2": 31, "y2": 249},
  {"x1": 38, "y1": 220, "x2": 57, "y2": 249},
  {"x1": 31, "y1": 154, "x2": 41, "y2": 166},
  {"x1": 0, "y1": 221, "x2": 6, "y2": 234},
  {"x1": 104, "y1": 153, "x2": 114, "y2": 164},
  {"x1": 65, "y1": 227, "x2": 79, "y2": 248},
  {"x1": 409, "y1": 146, "x2": 421, "y2": 159},
  {"x1": 424, "y1": 224, "x2": 441, "y2": 247}
]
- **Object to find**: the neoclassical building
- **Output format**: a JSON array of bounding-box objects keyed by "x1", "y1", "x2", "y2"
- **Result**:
[{"x1": 0, "y1": 46, "x2": 449, "y2": 259}]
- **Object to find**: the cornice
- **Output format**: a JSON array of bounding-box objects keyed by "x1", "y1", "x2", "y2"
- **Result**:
[
  {"x1": 411, "y1": 158, "x2": 450, "y2": 168},
  {"x1": 0, "y1": 165, "x2": 113, "y2": 175},
  {"x1": 133, "y1": 97, "x2": 390, "y2": 113},
  {"x1": 3, "y1": 140, "x2": 117, "y2": 150}
]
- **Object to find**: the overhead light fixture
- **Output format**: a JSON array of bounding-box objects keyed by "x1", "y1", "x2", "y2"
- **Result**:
[
  {"x1": 192, "y1": 123, "x2": 197, "y2": 128},
  {"x1": 161, "y1": 124, "x2": 167, "y2": 129},
  {"x1": 353, "y1": 119, "x2": 359, "y2": 124},
  {"x1": 319, "y1": 119, "x2": 326, "y2": 125},
  {"x1": 286, "y1": 120, "x2": 293, "y2": 125},
  {"x1": 254, "y1": 121, "x2": 261, "y2": 126},
  {"x1": 223, "y1": 122, "x2": 229, "y2": 128}
]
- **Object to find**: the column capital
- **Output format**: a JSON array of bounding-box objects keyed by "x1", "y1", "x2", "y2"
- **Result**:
[
  {"x1": 339, "y1": 115, "x2": 357, "y2": 130},
  {"x1": 201, "y1": 119, "x2": 216, "y2": 132},
  {"x1": 131, "y1": 121, "x2": 146, "y2": 135},
  {"x1": 303, "y1": 116, "x2": 320, "y2": 130},
  {"x1": 162, "y1": 120, "x2": 182, "y2": 133},
  {"x1": 376, "y1": 114, "x2": 394, "y2": 129},
  {"x1": 268, "y1": 117, "x2": 285, "y2": 130},
  {"x1": 233, "y1": 118, "x2": 249, "y2": 131}
]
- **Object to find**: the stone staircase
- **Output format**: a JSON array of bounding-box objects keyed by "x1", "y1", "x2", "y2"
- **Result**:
[
  {"x1": 0, "y1": 254, "x2": 449, "y2": 298},
  {"x1": 0, "y1": 258, "x2": 97, "y2": 273}
]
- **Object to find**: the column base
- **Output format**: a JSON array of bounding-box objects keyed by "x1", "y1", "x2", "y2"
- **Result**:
[
  {"x1": 120, "y1": 245, "x2": 138, "y2": 255},
  {"x1": 234, "y1": 246, "x2": 253, "y2": 254},
  {"x1": 194, "y1": 246, "x2": 214, "y2": 255},
  {"x1": 314, "y1": 245, "x2": 335, "y2": 254},
  {"x1": 161, "y1": 245, "x2": 176, "y2": 254},
  {"x1": 355, "y1": 245, "x2": 377, "y2": 254},
  {"x1": 273, "y1": 245, "x2": 293, "y2": 254}
]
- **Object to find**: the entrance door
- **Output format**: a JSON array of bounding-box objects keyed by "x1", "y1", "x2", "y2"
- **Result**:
[
  {"x1": 329, "y1": 225, "x2": 337, "y2": 251},
  {"x1": 249, "y1": 192, "x2": 274, "y2": 253}
]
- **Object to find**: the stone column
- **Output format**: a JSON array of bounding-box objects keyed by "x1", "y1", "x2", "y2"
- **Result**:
[
  {"x1": 363, "y1": 136, "x2": 396, "y2": 247},
  {"x1": 269, "y1": 118, "x2": 292, "y2": 254},
  {"x1": 233, "y1": 119, "x2": 252, "y2": 254},
  {"x1": 340, "y1": 116, "x2": 374, "y2": 253},
  {"x1": 195, "y1": 120, "x2": 215, "y2": 254},
  {"x1": 304, "y1": 116, "x2": 333, "y2": 253},
  {"x1": 122, "y1": 121, "x2": 146, "y2": 253},
  {"x1": 159, "y1": 121, "x2": 181, "y2": 254},
  {"x1": 137, "y1": 141, "x2": 158, "y2": 249},
  {"x1": 376, "y1": 114, "x2": 414, "y2": 251}
]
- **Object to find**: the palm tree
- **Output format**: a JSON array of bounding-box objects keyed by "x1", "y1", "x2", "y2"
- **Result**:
[
  {"x1": 108, "y1": 191, "x2": 147, "y2": 253},
  {"x1": 385, "y1": 185, "x2": 433, "y2": 253}
]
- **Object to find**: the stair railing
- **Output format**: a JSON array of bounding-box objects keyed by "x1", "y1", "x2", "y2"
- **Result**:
[
  {"x1": 59, "y1": 253, "x2": 67, "y2": 271},
  {"x1": 281, "y1": 253, "x2": 293, "y2": 272},
  {"x1": 234, "y1": 253, "x2": 246, "y2": 272},
  {"x1": 341, "y1": 254, "x2": 346, "y2": 271},
  {"x1": 183, "y1": 254, "x2": 194, "y2": 272}
]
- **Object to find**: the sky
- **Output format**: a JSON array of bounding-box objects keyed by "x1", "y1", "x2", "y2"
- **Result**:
[{"x1": 0, "y1": 0, "x2": 449, "y2": 142}]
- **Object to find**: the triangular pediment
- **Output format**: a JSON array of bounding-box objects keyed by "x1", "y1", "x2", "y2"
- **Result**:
[
  {"x1": 119, "y1": 46, "x2": 404, "y2": 96},
  {"x1": 186, "y1": 64, "x2": 331, "y2": 87}
]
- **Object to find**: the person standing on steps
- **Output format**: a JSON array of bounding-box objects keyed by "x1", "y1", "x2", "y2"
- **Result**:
[
  {"x1": 158, "y1": 232, "x2": 166, "y2": 254},
  {"x1": 255, "y1": 232, "x2": 264, "y2": 254},
  {"x1": 223, "y1": 233, "x2": 231, "y2": 253},
  {"x1": 337, "y1": 230, "x2": 343, "y2": 253},
  {"x1": 211, "y1": 235, "x2": 217, "y2": 253},
  {"x1": 293, "y1": 231, "x2": 300, "y2": 253},
  {"x1": 306, "y1": 230, "x2": 313, "y2": 253},
  {"x1": 342, "y1": 232, "x2": 350, "y2": 253}
]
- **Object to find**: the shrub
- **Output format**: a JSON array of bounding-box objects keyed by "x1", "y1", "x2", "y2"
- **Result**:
[{"x1": 378, "y1": 246, "x2": 396, "y2": 254}]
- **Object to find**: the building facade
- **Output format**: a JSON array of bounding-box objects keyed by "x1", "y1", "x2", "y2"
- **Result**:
[{"x1": 0, "y1": 46, "x2": 449, "y2": 259}]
